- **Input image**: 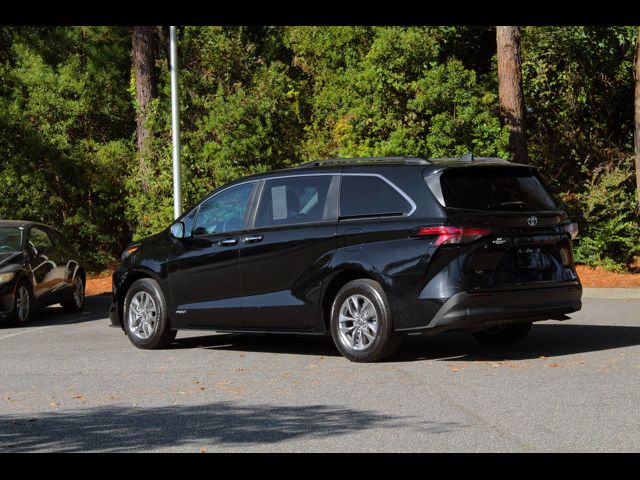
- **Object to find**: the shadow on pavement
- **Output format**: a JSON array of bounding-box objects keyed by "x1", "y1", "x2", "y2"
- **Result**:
[
  {"x1": 169, "y1": 323, "x2": 640, "y2": 362},
  {"x1": 0, "y1": 296, "x2": 111, "y2": 329},
  {"x1": 0, "y1": 401, "x2": 462, "y2": 452}
]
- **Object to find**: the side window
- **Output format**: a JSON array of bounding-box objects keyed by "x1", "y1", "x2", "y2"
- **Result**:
[
  {"x1": 193, "y1": 182, "x2": 254, "y2": 236},
  {"x1": 180, "y1": 207, "x2": 198, "y2": 237},
  {"x1": 29, "y1": 227, "x2": 52, "y2": 254},
  {"x1": 255, "y1": 175, "x2": 335, "y2": 228},
  {"x1": 50, "y1": 230, "x2": 68, "y2": 252},
  {"x1": 340, "y1": 175, "x2": 412, "y2": 218}
]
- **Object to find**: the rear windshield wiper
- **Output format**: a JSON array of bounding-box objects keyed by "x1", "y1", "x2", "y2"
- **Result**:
[{"x1": 485, "y1": 201, "x2": 528, "y2": 210}]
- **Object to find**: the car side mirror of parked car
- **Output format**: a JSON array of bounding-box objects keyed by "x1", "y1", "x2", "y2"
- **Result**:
[{"x1": 170, "y1": 221, "x2": 186, "y2": 239}]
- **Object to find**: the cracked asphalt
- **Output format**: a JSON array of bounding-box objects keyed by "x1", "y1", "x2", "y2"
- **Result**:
[{"x1": 1, "y1": 295, "x2": 639, "y2": 452}]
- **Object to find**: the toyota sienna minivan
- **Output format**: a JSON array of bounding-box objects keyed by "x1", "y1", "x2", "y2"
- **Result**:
[{"x1": 110, "y1": 155, "x2": 582, "y2": 362}]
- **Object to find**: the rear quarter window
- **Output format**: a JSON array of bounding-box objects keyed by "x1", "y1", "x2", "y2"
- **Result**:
[
  {"x1": 431, "y1": 166, "x2": 558, "y2": 212},
  {"x1": 340, "y1": 175, "x2": 413, "y2": 218}
]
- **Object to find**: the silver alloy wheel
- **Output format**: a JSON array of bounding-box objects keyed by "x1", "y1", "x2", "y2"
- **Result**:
[
  {"x1": 73, "y1": 276, "x2": 84, "y2": 308},
  {"x1": 16, "y1": 285, "x2": 30, "y2": 322},
  {"x1": 127, "y1": 291, "x2": 158, "y2": 340},
  {"x1": 338, "y1": 294, "x2": 378, "y2": 351}
]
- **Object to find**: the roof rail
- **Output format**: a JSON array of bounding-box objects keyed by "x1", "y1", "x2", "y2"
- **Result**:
[
  {"x1": 296, "y1": 156, "x2": 432, "y2": 168},
  {"x1": 429, "y1": 153, "x2": 511, "y2": 164}
]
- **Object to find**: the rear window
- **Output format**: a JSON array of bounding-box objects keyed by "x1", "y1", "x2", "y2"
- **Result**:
[
  {"x1": 434, "y1": 167, "x2": 558, "y2": 211},
  {"x1": 340, "y1": 175, "x2": 412, "y2": 218}
]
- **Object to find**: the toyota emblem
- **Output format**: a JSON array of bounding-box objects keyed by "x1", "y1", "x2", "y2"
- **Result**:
[{"x1": 527, "y1": 216, "x2": 538, "y2": 227}]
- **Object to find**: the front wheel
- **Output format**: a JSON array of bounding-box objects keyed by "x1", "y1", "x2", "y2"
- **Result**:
[
  {"x1": 472, "y1": 322, "x2": 532, "y2": 347},
  {"x1": 12, "y1": 282, "x2": 32, "y2": 324},
  {"x1": 123, "y1": 278, "x2": 176, "y2": 349},
  {"x1": 330, "y1": 279, "x2": 401, "y2": 362}
]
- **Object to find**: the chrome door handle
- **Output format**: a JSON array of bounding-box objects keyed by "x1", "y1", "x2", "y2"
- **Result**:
[
  {"x1": 242, "y1": 235, "x2": 263, "y2": 243},
  {"x1": 219, "y1": 238, "x2": 238, "y2": 246}
]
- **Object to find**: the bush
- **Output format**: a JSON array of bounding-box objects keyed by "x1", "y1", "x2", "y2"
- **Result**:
[{"x1": 561, "y1": 158, "x2": 640, "y2": 271}]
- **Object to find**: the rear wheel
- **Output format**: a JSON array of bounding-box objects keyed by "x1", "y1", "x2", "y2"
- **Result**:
[
  {"x1": 62, "y1": 274, "x2": 85, "y2": 313},
  {"x1": 472, "y1": 322, "x2": 532, "y2": 347},
  {"x1": 123, "y1": 278, "x2": 176, "y2": 349},
  {"x1": 330, "y1": 279, "x2": 401, "y2": 362}
]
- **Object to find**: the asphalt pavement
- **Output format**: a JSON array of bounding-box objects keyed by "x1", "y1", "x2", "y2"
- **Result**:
[{"x1": 1, "y1": 293, "x2": 639, "y2": 452}]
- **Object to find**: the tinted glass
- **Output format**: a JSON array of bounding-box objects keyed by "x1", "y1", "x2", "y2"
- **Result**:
[
  {"x1": 340, "y1": 175, "x2": 411, "y2": 218},
  {"x1": 0, "y1": 227, "x2": 22, "y2": 252},
  {"x1": 439, "y1": 167, "x2": 558, "y2": 211},
  {"x1": 29, "y1": 227, "x2": 52, "y2": 252},
  {"x1": 181, "y1": 207, "x2": 198, "y2": 237},
  {"x1": 193, "y1": 182, "x2": 254, "y2": 235},
  {"x1": 50, "y1": 230, "x2": 72, "y2": 252},
  {"x1": 255, "y1": 175, "x2": 334, "y2": 228}
]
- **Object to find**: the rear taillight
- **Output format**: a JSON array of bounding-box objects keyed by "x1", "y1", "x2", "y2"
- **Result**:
[
  {"x1": 416, "y1": 226, "x2": 493, "y2": 246},
  {"x1": 563, "y1": 222, "x2": 578, "y2": 240}
]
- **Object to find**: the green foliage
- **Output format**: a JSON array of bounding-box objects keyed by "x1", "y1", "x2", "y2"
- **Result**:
[
  {"x1": 562, "y1": 159, "x2": 640, "y2": 270},
  {"x1": 0, "y1": 26, "x2": 134, "y2": 272},
  {"x1": 285, "y1": 26, "x2": 508, "y2": 160},
  {"x1": 0, "y1": 26, "x2": 638, "y2": 271}
]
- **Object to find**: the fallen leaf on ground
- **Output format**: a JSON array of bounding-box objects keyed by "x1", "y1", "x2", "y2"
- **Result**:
[
  {"x1": 50, "y1": 402, "x2": 59, "y2": 408},
  {"x1": 547, "y1": 363, "x2": 562, "y2": 368},
  {"x1": 450, "y1": 367, "x2": 460, "y2": 372}
]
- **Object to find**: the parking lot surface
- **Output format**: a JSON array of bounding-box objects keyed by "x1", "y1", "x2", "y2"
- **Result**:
[{"x1": 1, "y1": 295, "x2": 639, "y2": 452}]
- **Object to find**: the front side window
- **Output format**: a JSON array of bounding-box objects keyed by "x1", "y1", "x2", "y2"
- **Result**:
[
  {"x1": 255, "y1": 175, "x2": 335, "y2": 228},
  {"x1": 193, "y1": 182, "x2": 254, "y2": 236},
  {"x1": 0, "y1": 227, "x2": 22, "y2": 253}
]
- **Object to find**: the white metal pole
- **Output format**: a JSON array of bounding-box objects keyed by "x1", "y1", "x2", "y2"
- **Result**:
[{"x1": 169, "y1": 25, "x2": 182, "y2": 219}]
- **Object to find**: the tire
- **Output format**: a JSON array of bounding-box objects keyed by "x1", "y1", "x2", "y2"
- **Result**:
[
  {"x1": 12, "y1": 281, "x2": 33, "y2": 325},
  {"x1": 62, "y1": 274, "x2": 85, "y2": 313},
  {"x1": 123, "y1": 278, "x2": 176, "y2": 349},
  {"x1": 330, "y1": 279, "x2": 402, "y2": 362},
  {"x1": 472, "y1": 322, "x2": 532, "y2": 347}
]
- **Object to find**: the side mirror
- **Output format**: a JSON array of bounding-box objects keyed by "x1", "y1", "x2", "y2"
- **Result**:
[{"x1": 170, "y1": 221, "x2": 186, "y2": 239}]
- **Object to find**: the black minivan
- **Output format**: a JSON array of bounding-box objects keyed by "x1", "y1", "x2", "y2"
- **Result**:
[{"x1": 110, "y1": 155, "x2": 582, "y2": 362}]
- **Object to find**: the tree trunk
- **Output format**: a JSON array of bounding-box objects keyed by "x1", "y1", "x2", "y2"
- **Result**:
[
  {"x1": 496, "y1": 26, "x2": 528, "y2": 164},
  {"x1": 132, "y1": 26, "x2": 158, "y2": 191},
  {"x1": 634, "y1": 28, "x2": 640, "y2": 213}
]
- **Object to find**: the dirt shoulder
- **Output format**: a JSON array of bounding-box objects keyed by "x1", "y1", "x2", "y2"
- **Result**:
[
  {"x1": 85, "y1": 264, "x2": 640, "y2": 297},
  {"x1": 575, "y1": 265, "x2": 640, "y2": 288}
]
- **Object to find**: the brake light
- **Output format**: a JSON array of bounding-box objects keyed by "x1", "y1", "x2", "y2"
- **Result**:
[
  {"x1": 416, "y1": 226, "x2": 494, "y2": 246},
  {"x1": 562, "y1": 222, "x2": 578, "y2": 240}
]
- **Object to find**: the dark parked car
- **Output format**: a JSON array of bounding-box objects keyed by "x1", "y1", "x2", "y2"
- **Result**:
[
  {"x1": 110, "y1": 155, "x2": 582, "y2": 362},
  {"x1": 0, "y1": 220, "x2": 86, "y2": 324}
]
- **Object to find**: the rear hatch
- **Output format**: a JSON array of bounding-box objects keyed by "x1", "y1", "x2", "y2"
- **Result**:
[{"x1": 426, "y1": 164, "x2": 579, "y2": 292}]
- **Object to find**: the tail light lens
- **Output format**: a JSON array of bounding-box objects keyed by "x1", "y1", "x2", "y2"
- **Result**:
[
  {"x1": 416, "y1": 226, "x2": 493, "y2": 246},
  {"x1": 563, "y1": 222, "x2": 578, "y2": 240}
]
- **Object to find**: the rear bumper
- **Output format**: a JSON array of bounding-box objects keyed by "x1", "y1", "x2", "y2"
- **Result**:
[{"x1": 397, "y1": 284, "x2": 582, "y2": 334}]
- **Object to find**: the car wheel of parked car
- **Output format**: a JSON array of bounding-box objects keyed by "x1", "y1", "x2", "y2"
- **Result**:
[
  {"x1": 472, "y1": 322, "x2": 532, "y2": 347},
  {"x1": 62, "y1": 275, "x2": 85, "y2": 313},
  {"x1": 330, "y1": 279, "x2": 401, "y2": 362},
  {"x1": 124, "y1": 278, "x2": 176, "y2": 349},
  {"x1": 12, "y1": 281, "x2": 32, "y2": 324}
]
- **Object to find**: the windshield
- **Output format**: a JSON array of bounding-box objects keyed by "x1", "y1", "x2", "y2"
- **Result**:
[
  {"x1": 0, "y1": 227, "x2": 23, "y2": 253},
  {"x1": 436, "y1": 166, "x2": 559, "y2": 212}
]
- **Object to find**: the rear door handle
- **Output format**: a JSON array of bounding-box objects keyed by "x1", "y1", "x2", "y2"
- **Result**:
[
  {"x1": 219, "y1": 238, "x2": 238, "y2": 247},
  {"x1": 242, "y1": 234, "x2": 263, "y2": 244}
]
